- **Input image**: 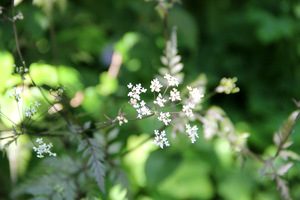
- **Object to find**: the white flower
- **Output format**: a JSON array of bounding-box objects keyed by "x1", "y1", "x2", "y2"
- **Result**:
[
  {"x1": 158, "y1": 112, "x2": 171, "y2": 126},
  {"x1": 35, "y1": 101, "x2": 41, "y2": 107},
  {"x1": 152, "y1": 130, "x2": 170, "y2": 149},
  {"x1": 187, "y1": 86, "x2": 203, "y2": 103},
  {"x1": 33, "y1": 138, "x2": 57, "y2": 158},
  {"x1": 129, "y1": 98, "x2": 139, "y2": 108},
  {"x1": 8, "y1": 87, "x2": 22, "y2": 101},
  {"x1": 36, "y1": 138, "x2": 43, "y2": 144},
  {"x1": 136, "y1": 101, "x2": 151, "y2": 119},
  {"x1": 31, "y1": 106, "x2": 36, "y2": 114},
  {"x1": 154, "y1": 93, "x2": 167, "y2": 107},
  {"x1": 116, "y1": 115, "x2": 128, "y2": 126},
  {"x1": 185, "y1": 124, "x2": 199, "y2": 143},
  {"x1": 127, "y1": 83, "x2": 133, "y2": 89},
  {"x1": 182, "y1": 103, "x2": 195, "y2": 118},
  {"x1": 25, "y1": 107, "x2": 32, "y2": 117},
  {"x1": 150, "y1": 78, "x2": 163, "y2": 92},
  {"x1": 169, "y1": 88, "x2": 181, "y2": 101},
  {"x1": 24, "y1": 101, "x2": 40, "y2": 118},
  {"x1": 127, "y1": 83, "x2": 147, "y2": 101},
  {"x1": 164, "y1": 73, "x2": 179, "y2": 87}
]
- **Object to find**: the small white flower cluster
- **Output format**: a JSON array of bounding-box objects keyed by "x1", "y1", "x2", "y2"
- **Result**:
[
  {"x1": 154, "y1": 93, "x2": 166, "y2": 107},
  {"x1": 33, "y1": 138, "x2": 56, "y2": 158},
  {"x1": 13, "y1": 10, "x2": 24, "y2": 21},
  {"x1": 0, "y1": 7, "x2": 3, "y2": 15},
  {"x1": 8, "y1": 87, "x2": 23, "y2": 101},
  {"x1": 152, "y1": 130, "x2": 170, "y2": 149},
  {"x1": 158, "y1": 112, "x2": 171, "y2": 126},
  {"x1": 182, "y1": 103, "x2": 195, "y2": 118},
  {"x1": 25, "y1": 101, "x2": 41, "y2": 118},
  {"x1": 50, "y1": 85, "x2": 66, "y2": 102},
  {"x1": 12, "y1": 62, "x2": 28, "y2": 80},
  {"x1": 164, "y1": 74, "x2": 179, "y2": 87},
  {"x1": 185, "y1": 124, "x2": 199, "y2": 143},
  {"x1": 116, "y1": 115, "x2": 128, "y2": 126},
  {"x1": 127, "y1": 83, "x2": 151, "y2": 119},
  {"x1": 128, "y1": 73, "x2": 204, "y2": 148},
  {"x1": 216, "y1": 77, "x2": 240, "y2": 94}
]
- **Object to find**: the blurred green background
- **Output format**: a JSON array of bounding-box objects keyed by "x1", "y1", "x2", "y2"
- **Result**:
[{"x1": 1, "y1": 0, "x2": 300, "y2": 199}]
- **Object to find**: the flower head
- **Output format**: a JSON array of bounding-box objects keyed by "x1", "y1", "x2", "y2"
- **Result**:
[
  {"x1": 116, "y1": 115, "x2": 128, "y2": 126},
  {"x1": 182, "y1": 103, "x2": 195, "y2": 118},
  {"x1": 158, "y1": 112, "x2": 171, "y2": 126},
  {"x1": 33, "y1": 138, "x2": 56, "y2": 158},
  {"x1": 186, "y1": 124, "x2": 199, "y2": 143},
  {"x1": 8, "y1": 87, "x2": 22, "y2": 101},
  {"x1": 25, "y1": 102, "x2": 41, "y2": 118},
  {"x1": 136, "y1": 100, "x2": 152, "y2": 119},
  {"x1": 152, "y1": 130, "x2": 170, "y2": 149},
  {"x1": 164, "y1": 73, "x2": 179, "y2": 87},
  {"x1": 128, "y1": 83, "x2": 147, "y2": 101},
  {"x1": 187, "y1": 86, "x2": 203, "y2": 103},
  {"x1": 169, "y1": 88, "x2": 181, "y2": 102},
  {"x1": 150, "y1": 78, "x2": 163, "y2": 92},
  {"x1": 154, "y1": 93, "x2": 167, "y2": 107}
]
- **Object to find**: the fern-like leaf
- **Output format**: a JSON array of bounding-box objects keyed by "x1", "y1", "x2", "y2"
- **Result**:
[{"x1": 78, "y1": 138, "x2": 106, "y2": 194}]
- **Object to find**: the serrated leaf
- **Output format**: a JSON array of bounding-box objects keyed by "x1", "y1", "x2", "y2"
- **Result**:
[
  {"x1": 77, "y1": 140, "x2": 87, "y2": 152},
  {"x1": 107, "y1": 142, "x2": 122, "y2": 154},
  {"x1": 91, "y1": 160, "x2": 106, "y2": 193},
  {"x1": 87, "y1": 156, "x2": 94, "y2": 167},
  {"x1": 82, "y1": 148, "x2": 91, "y2": 159},
  {"x1": 63, "y1": 180, "x2": 77, "y2": 200},
  {"x1": 88, "y1": 138, "x2": 100, "y2": 148},
  {"x1": 107, "y1": 128, "x2": 120, "y2": 142},
  {"x1": 277, "y1": 162, "x2": 293, "y2": 176}
]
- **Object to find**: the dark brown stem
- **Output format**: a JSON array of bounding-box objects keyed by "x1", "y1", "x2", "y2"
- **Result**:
[
  {"x1": 163, "y1": 9, "x2": 168, "y2": 47},
  {"x1": 49, "y1": 15, "x2": 59, "y2": 65},
  {"x1": 11, "y1": 0, "x2": 24, "y2": 63}
]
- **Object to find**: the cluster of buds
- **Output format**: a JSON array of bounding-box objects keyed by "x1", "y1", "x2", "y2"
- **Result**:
[
  {"x1": 216, "y1": 77, "x2": 240, "y2": 94},
  {"x1": 12, "y1": 62, "x2": 28, "y2": 80},
  {"x1": 50, "y1": 85, "x2": 66, "y2": 102}
]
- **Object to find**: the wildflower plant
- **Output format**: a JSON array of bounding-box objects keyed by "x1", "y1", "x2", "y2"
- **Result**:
[
  {"x1": 126, "y1": 71, "x2": 205, "y2": 148},
  {"x1": 0, "y1": 1, "x2": 299, "y2": 200}
]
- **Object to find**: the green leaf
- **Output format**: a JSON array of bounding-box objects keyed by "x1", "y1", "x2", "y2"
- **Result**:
[{"x1": 145, "y1": 150, "x2": 182, "y2": 188}]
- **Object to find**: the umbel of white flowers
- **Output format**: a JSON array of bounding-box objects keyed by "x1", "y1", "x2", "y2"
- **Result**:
[
  {"x1": 33, "y1": 138, "x2": 56, "y2": 158},
  {"x1": 127, "y1": 73, "x2": 203, "y2": 148}
]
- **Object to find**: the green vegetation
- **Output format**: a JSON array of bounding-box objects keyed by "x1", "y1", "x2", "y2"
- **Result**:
[{"x1": 0, "y1": 0, "x2": 300, "y2": 199}]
